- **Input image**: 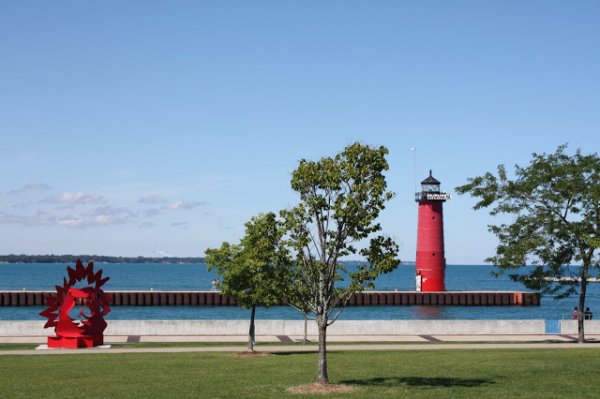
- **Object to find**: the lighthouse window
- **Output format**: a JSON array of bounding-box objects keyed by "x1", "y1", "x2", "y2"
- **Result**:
[
  {"x1": 432, "y1": 253, "x2": 436, "y2": 256},
  {"x1": 432, "y1": 216, "x2": 436, "y2": 220}
]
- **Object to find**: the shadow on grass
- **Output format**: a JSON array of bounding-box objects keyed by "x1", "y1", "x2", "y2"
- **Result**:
[
  {"x1": 341, "y1": 376, "x2": 495, "y2": 389},
  {"x1": 273, "y1": 349, "x2": 370, "y2": 357}
]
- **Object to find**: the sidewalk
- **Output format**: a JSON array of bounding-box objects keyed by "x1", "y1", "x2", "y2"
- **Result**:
[
  {"x1": 3, "y1": 333, "x2": 600, "y2": 345},
  {"x1": 2, "y1": 333, "x2": 600, "y2": 356}
]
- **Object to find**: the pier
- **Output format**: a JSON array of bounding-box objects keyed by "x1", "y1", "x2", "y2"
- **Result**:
[{"x1": 0, "y1": 290, "x2": 539, "y2": 307}]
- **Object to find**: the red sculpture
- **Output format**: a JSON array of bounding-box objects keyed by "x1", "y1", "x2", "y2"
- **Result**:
[{"x1": 40, "y1": 259, "x2": 112, "y2": 348}]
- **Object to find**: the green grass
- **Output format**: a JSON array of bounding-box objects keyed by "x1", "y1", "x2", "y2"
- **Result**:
[
  {"x1": 0, "y1": 337, "x2": 587, "y2": 352},
  {"x1": 0, "y1": 339, "x2": 579, "y2": 351},
  {"x1": 0, "y1": 344, "x2": 38, "y2": 351},
  {"x1": 1, "y1": 348, "x2": 599, "y2": 398},
  {"x1": 103, "y1": 340, "x2": 589, "y2": 349}
]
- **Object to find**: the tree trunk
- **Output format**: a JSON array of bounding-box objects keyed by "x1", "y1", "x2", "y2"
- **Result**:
[
  {"x1": 303, "y1": 314, "x2": 308, "y2": 345},
  {"x1": 578, "y1": 278, "x2": 587, "y2": 344},
  {"x1": 317, "y1": 318, "x2": 328, "y2": 383},
  {"x1": 248, "y1": 304, "x2": 256, "y2": 351}
]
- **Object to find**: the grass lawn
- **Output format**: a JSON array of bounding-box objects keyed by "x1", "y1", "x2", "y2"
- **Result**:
[{"x1": 1, "y1": 348, "x2": 599, "y2": 398}]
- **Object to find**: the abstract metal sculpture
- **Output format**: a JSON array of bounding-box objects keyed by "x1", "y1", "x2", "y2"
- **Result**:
[{"x1": 40, "y1": 259, "x2": 112, "y2": 348}]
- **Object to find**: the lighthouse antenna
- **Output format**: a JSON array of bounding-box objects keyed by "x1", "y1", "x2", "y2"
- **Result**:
[{"x1": 411, "y1": 147, "x2": 418, "y2": 193}]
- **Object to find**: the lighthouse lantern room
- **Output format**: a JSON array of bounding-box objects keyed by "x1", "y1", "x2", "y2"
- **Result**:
[{"x1": 415, "y1": 170, "x2": 452, "y2": 292}]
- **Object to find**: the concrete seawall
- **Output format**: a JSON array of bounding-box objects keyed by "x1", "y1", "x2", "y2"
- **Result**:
[
  {"x1": 3, "y1": 319, "x2": 599, "y2": 337},
  {"x1": 0, "y1": 290, "x2": 540, "y2": 307}
]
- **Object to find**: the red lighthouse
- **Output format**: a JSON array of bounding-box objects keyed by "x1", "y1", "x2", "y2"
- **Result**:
[{"x1": 415, "y1": 170, "x2": 452, "y2": 292}]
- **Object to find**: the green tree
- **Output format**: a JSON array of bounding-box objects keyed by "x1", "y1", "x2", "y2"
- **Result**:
[
  {"x1": 456, "y1": 145, "x2": 600, "y2": 343},
  {"x1": 205, "y1": 213, "x2": 291, "y2": 351},
  {"x1": 282, "y1": 142, "x2": 400, "y2": 383}
]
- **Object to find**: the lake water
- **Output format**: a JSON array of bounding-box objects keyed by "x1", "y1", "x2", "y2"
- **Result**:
[{"x1": 0, "y1": 263, "x2": 597, "y2": 321}]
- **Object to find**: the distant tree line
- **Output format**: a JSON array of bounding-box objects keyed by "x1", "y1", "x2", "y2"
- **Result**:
[{"x1": 0, "y1": 254, "x2": 206, "y2": 264}]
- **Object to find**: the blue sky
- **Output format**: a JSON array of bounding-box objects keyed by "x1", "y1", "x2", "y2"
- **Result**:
[{"x1": 1, "y1": 1, "x2": 598, "y2": 264}]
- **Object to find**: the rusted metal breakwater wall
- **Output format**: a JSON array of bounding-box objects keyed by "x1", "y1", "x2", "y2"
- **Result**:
[{"x1": 0, "y1": 290, "x2": 539, "y2": 307}]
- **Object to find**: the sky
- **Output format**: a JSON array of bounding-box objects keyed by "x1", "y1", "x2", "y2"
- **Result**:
[{"x1": 1, "y1": 1, "x2": 598, "y2": 264}]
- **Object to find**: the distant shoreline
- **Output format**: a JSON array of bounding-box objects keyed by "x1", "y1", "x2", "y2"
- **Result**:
[
  {"x1": 0, "y1": 255, "x2": 415, "y2": 265},
  {"x1": 0, "y1": 255, "x2": 205, "y2": 264}
]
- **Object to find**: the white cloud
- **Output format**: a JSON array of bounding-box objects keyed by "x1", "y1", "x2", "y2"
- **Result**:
[
  {"x1": 0, "y1": 187, "x2": 206, "y2": 230},
  {"x1": 94, "y1": 215, "x2": 110, "y2": 224},
  {"x1": 83, "y1": 206, "x2": 136, "y2": 225},
  {"x1": 35, "y1": 211, "x2": 56, "y2": 223},
  {"x1": 0, "y1": 205, "x2": 137, "y2": 228},
  {"x1": 84, "y1": 206, "x2": 134, "y2": 217},
  {"x1": 139, "y1": 195, "x2": 168, "y2": 204},
  {"x1": 156, "y1": 250, "x2": 172, "y2": 257},
  {"x1": 164, "y1": 200, "x2": 207, "y2": 211},
  {"x1": 57, "y1": 218, "x2": 86, "y2": 228},
  {"x1": 143, "y1": 208, "x2": 162, "y2": 218},
  {"x1": 43, "y1": 192, "x2": 104, "y2": 205},
  {"x1": 9, "y1": 183, "x2": 51, "y2": 194},
  {"x1": 0, "y1": 213, "x2": 30, "y2": 224},
  {"x1": 93, "y1": 214, "x2": 118, "y2": 225},
  {"x1": 0, "y1": 211, "x2": 56, "y2": 225}
]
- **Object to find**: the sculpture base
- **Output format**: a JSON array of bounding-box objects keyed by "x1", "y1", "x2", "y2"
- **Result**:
[{"x1": 47, "y1": 335, "x2": 104, "y2": 348}]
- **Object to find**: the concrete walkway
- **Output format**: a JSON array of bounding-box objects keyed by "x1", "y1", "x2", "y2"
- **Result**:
[{"x1": 2, "y1": 333, "x2": 600, "y2": 356}]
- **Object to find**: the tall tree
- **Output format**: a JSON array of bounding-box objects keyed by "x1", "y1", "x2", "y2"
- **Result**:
[
  {"x1": 205, "y1": 213, "x2": 291, "y2": 351},
  {"x1": 456, "y1": 145, "x2": 600, "y2": 343},
  {"x1": 282, "y1": 142, "x2": 400, "y2": 383}
]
